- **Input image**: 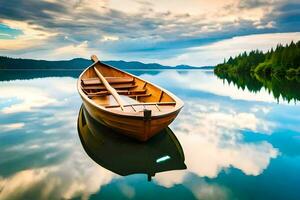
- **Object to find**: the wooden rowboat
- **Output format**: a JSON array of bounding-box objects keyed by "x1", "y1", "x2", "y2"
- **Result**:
[
  {"x1": 77, "y1": 105, "x2": 186, "y2": 181},
  {"x1": 77, "y1": 55, "x2": 184, "y2": 141}
]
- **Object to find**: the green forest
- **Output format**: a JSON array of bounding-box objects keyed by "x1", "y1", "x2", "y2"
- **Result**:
[
  {"x1": 214, "y1": 41, "x2": 300, "y2": 80},
  {"x1": 214, "y1": 40, "x2": 300, "y2": 102}
]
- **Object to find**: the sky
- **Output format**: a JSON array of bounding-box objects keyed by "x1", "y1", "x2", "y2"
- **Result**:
[{"x1": 0, "y1": 0, "x2": 299, "y2": 66}]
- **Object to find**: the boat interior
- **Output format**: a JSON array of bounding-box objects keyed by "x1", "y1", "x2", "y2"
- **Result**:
[{"x1": 80, "y1": 62, "x2": 177, "y2": 113}]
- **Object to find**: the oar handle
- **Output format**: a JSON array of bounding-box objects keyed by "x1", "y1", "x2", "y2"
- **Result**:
[{"x1": 91, "y1": 55, "x2": 99, "y2": 63}]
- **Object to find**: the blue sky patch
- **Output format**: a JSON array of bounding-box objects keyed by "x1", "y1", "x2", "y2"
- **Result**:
[{"x1": 0, "y1": 24, "x2": 22, "y2": 39}]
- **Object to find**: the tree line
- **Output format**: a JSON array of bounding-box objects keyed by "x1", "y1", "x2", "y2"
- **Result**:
[{"x1": 214, "y1": 40, "x2": 300, "y2": 80}]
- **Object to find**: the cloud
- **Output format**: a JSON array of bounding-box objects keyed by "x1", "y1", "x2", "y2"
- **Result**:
[
  {"x1": 152, "y1": 99, "x2": 278, "y2": 189},
  {"x1": 47, "y1": 41, "x2": 93, "y2": 59},
  {"x1": 0, "y1": 0, "x2": 299, "y2": 63},
  {"x1": 0, "y1": 123, "x2": 25, "y2": 132},
  {"x1": 101, "y1": 35, "x2": 119, "y2": 42},
  {"x1": 155, "y1": 173, "x2": 231, "y2": 199},
  {"x1": 175, "y1": 100, "x2": 278, "y2": 176},
  {"x1": 156, "y1": 32, "x2": 300, "y2": 66},
  {"x1": 0, "y1": 154, "x2": 115, "y2": 200},
  {"x1": 238, "y1": 0, "x2": 276, "y2": 9},
  {"x1": 0, "y1": 77, "x2": 77, "y2": 114}
]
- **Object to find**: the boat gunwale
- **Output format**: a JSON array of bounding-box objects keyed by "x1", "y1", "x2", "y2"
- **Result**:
[{"x1": 77, "y1": 60, "x2": 184, "y2": 118}]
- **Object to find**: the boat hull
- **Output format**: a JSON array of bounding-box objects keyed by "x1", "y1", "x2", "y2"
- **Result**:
[
  {"x1": 81, "y1": 98, "x2": 181, "y2": 141},
  {"x1": 78, "y1": 56, "x2": 184, "y2": 141},
  {"x1": 77, "y1": 105, "x2": 186, "y2": 180}
]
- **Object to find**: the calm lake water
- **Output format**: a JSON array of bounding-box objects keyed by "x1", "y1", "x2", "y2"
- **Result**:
[{"x1": 0, "y1": 69, "x2": 299, "y2": 200}]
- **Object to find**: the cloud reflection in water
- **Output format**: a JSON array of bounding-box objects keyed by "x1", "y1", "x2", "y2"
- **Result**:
[{"x1": 0, "y1": 70, "x2": 284, "y2": 199}]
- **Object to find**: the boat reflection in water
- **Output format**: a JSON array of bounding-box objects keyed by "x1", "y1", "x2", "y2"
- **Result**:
[{"x1": 77, "y1": 105, "x2": 186, "y2": 181}]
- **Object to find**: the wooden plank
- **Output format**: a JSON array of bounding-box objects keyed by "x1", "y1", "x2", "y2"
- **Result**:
[
  {"x1": 127, "y1": 105, "x2": 144, "y2": 112},
  {"x1": 128, "y1": 94, "x2": 152, "y2": 98},
  {"x1": 82, "y1": 77, "x2": 134, "y2": 85},
  {"x1": 158, "y1": 105, "x2": 176, "y2": 111},
  {"x1": 124, "y1": 89, "x2": 147, "y2": 94},
  {"x1": 91, "y1": 96, "x2": 111, "y2": 106},
  {"x1": 83, "y1": 83, "x2": 137, "y2": 90},
  {"x1": 144, "y1": 105, "x2": 157, "y2": 112},
  {"x1": 87, "y1": 89, "x2": 147, "y2": 97},
  {"x1": 123, "y1": 106, "x2": 136, "y2": 112},
  {"x1": 105, "y1": 102, "x2": 176, "y2": 108}
]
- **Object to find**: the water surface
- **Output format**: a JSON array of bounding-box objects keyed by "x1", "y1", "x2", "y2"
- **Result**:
[{"x1": 0, "y1": 69, "x2": 299, "y2": 200}]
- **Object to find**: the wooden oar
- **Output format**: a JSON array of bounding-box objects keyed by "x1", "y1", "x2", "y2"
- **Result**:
[{"x1": 91, "y1": 55, "x2": 125, "y2": 111}]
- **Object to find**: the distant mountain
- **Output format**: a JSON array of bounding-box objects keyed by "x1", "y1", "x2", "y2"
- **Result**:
[
  {"x1": 0, "y1": 57, "x2": 91, "y2": 70},
  {"x1": 0, "y1": 56, "x2": 211, "y2": 70}
]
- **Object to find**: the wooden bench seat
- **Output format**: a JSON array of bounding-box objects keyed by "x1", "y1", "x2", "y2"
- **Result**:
[
  {"x1": 83, "y1": 83, "x2": 138, "y2": 90},
  {"x1": 105, "y1": 102, "x2": 176, "y2": 108},
  {"x1": 128, "y1": 94, "x2": 152, "y2": 98},
  {"x1": 87, "y1": 89, "x2": 147, "y2": 97},
  {"x1": 82, "y1": 77, "x2": 134, "y2": 85}
]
